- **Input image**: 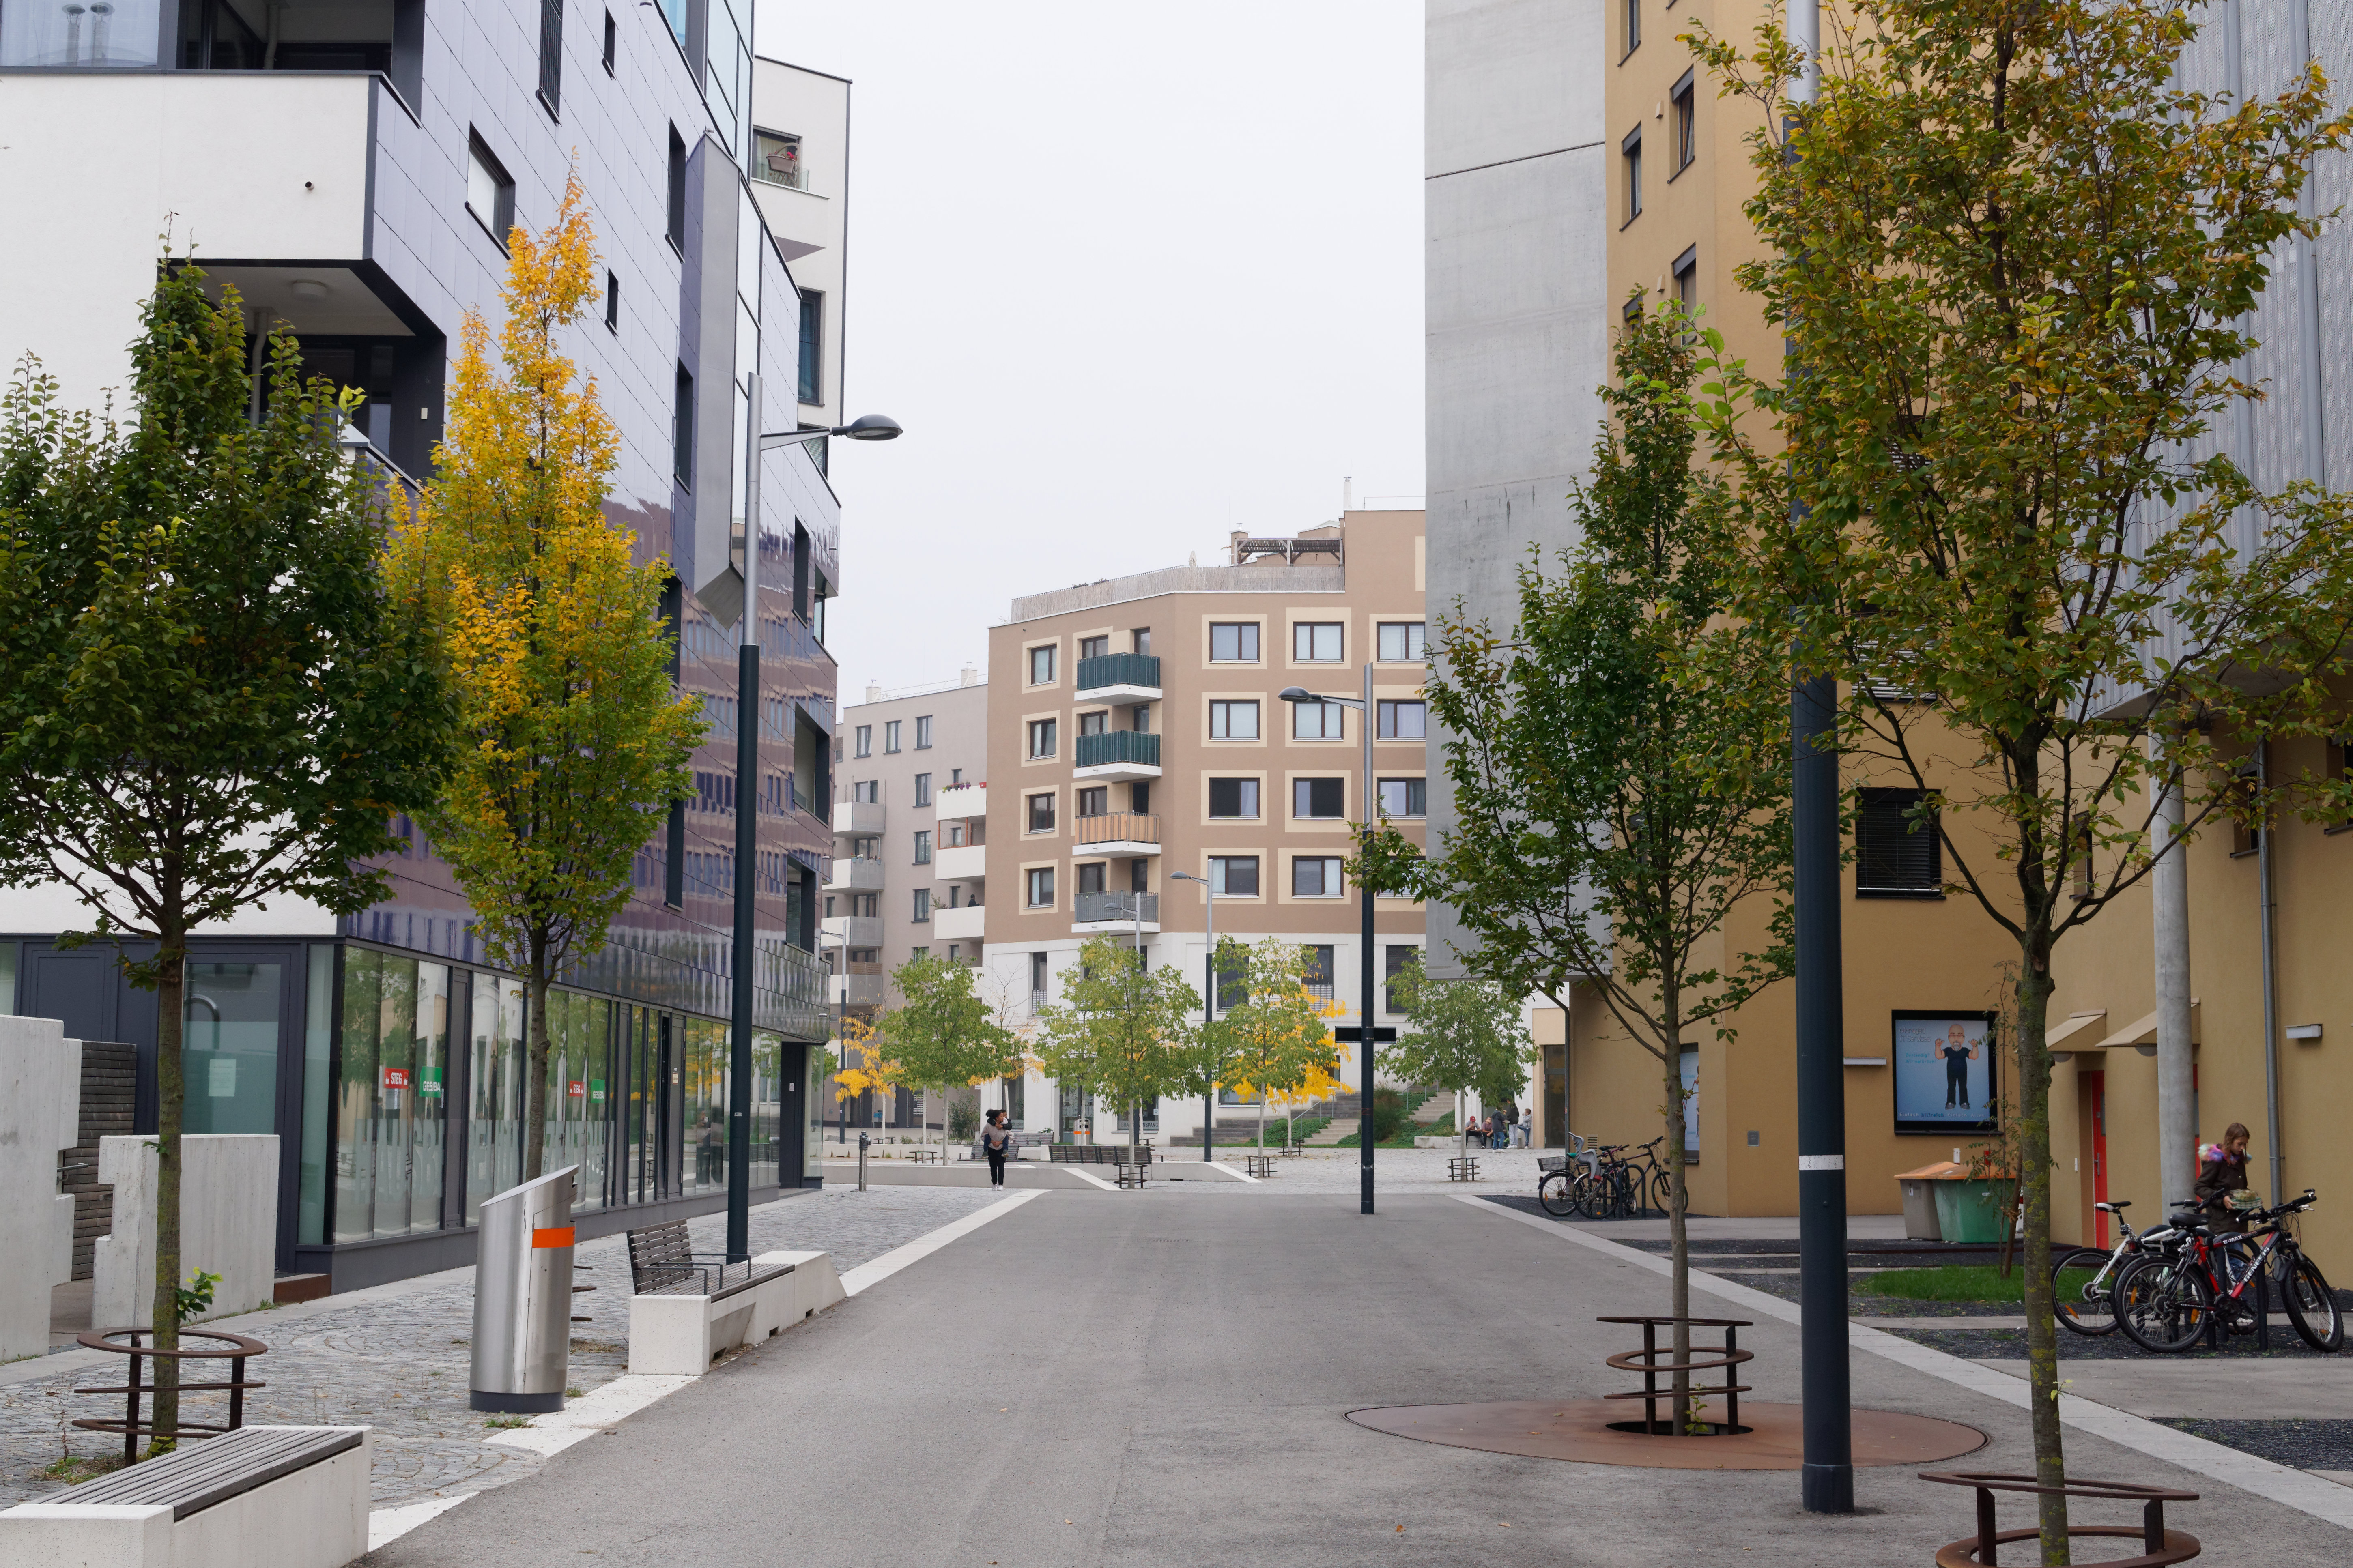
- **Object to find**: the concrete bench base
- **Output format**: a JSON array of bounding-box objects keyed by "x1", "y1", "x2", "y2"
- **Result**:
[
  {"x1": 628, "y1": 1250, "x2": 845, "y2": 1376},
  {"x1": 0, "y1": 1427, "x2": 369, "y2": 1568}
]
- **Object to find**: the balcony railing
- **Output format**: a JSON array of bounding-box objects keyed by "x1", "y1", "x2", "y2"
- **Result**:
[
  {"x1": 1074, "y1": 652, "x2": 1161, "y2": 694},
  {"x1": 1074, "y1": 731, "x2": 1161, "y2": 770},
  {"x1": 1076, "y1": 812, "x2": 1160, "y2": 848},
  {"x1": 1074, "y1": 891, "x2": 1158, "y2": 925}
]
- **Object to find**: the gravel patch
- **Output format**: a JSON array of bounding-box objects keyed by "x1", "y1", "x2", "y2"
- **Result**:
[
  {"x1": 1886, "y1": 1323, "x2": 2341, "y2": 1360},
  {"x1": 2153, "y1": 1418, "x2": 2353, "y2": 1471}
]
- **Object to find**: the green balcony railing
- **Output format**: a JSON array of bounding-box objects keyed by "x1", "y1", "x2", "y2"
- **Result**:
[
  {"x1": 1074, "y1": 730, "x2": 1161, "y2": 770},
  {"x1": 1074, "y1": 652, "x2": 1161, "y2": 693}
]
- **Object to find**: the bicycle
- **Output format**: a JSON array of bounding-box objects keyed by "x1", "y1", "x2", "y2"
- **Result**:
[
  {"x1": 1572, "y1": 1142, "x2": 1649, "y2": 1219},
  {"x1": 2113, "y1": 1190, "x2": 2342, "y2": 1354},
  {"x1": 1537, "y1": 1135, "x2": 1596, "y2": 1217},
  {"x1": 2050, "y1": 1200, "x2": 2150, "y2": 1336},
  {"x1": 1618, "y1": 1137, "x2": 1678, "y2": 1218}
]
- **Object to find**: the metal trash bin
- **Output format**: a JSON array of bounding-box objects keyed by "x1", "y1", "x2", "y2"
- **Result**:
[{"x1": 470, "y1": 1165, "x2": 579, "y2": 1413}]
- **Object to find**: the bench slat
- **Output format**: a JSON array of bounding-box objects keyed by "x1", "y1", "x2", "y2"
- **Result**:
[{"x1": 45, "y1": 1426, "x2": 361, "y2": 1519}]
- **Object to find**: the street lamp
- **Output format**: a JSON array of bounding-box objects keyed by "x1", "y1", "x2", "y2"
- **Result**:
[
  {"x1": 727, "y1": 374, "x2": 902, "y2": 1263},
  {"x1": 1278, "y1": 667, "x2": 1377, "y2": 1216},
  {"x1": 1169, "y1": 870, "x2": 1230, "y2": 1162}
]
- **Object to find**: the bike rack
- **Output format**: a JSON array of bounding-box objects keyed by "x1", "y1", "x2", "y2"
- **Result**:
[
  {"x1": 1597, "y1": 1315, "x2": 1753, "y2": 1434},
  {"x1": 1918, "y1": 1471, "x2": 2199, "y2": 1567}
]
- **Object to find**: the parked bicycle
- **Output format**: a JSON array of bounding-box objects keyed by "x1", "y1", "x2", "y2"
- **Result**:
[
  {"x1": 2111, "y1": 1189, "x2": 2342, "y2": 1354},
  {"x1": 1536, "y1": 1135, "x2": 1596, "y2": 1217},
  {"x1": 2050, "y1": 1199, "x2": 2151, "y2": 1336}
]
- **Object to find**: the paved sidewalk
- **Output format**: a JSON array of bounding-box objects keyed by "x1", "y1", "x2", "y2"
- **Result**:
[{"x1": 0, "y1": 1184, "x2": 1005, "y2": 1510}]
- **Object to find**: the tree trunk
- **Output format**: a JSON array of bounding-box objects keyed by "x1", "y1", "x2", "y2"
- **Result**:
[
  {"x1": 523, "y1": 934, "x2": 551, "y2": 1183},
  {"x1": 2013, "y1": 952, "x2": 2069, "y2": 1560},
  {"x1": 148, "y1": 933, "x2": 187, "y2": 1454},
  {"x1": 1662, "y1": 980, "x2": 1692, "y2": 1431},
  {"x1": 1256, "y1": 1088, "x2": 1267, "y2": 1151}
]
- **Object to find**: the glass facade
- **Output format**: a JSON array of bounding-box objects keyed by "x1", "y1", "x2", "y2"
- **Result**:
[
  {"x1": 335, "y1": 951, "x2": 451, "y2": 1242},
  {"x1": 182, "y1": 961, "x2": 280, "y2": 1136}
]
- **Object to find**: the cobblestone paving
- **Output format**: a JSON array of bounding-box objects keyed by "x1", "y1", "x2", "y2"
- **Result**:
[{"x1": 0, "y1": 1184, "x2": 1009, "y2": 1510}]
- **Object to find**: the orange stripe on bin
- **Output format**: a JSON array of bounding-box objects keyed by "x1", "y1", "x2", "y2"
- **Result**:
[{"x1": 531, "y1": 1227, "x2": 576, "y2": 1249}]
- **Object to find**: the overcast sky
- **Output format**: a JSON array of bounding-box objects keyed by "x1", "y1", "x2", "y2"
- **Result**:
[{"x1": 755, "y1": 2, "x2": 1424, "y2": 698}]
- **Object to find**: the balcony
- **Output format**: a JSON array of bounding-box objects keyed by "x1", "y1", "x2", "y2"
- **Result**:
[
  {"x1": 1073, "y1": 891, "x2": 1159, "y2": 934},
  {"x1": 934, "y1": 844, "x2": 987, "y2": 882},
  {"x1": 832, "y1": 967, "x2": 885, "y2": 1008},
  {"x1": 822, "y1": 915, "x2": 882, "y2": 949},
  {"x1": 1075, "y1": 813, "x2": 1161, "y2": 857},
  {"x1": 832, "y1": 800, "x2": 886, "y2": 835},
  {"x1": 824, "y1": 856, "x2": 886, "y2": 893},
  {"x1": 1074, "y1": 653, "x2": 1161, "y2": 703},
  {"x1": 934, "y1": 782, "x2": 986, "y2": 821},
  {"x1": 1073, "y1": 730, "x2": 1161, "y2": 782},
  {"x1": 932, "y1": 904, "x2": 987, "y2": 942}
]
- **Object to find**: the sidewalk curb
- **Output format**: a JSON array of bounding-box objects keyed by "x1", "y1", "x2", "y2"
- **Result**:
[{"x1": 1461, "y1": 1194, "x2": 2353, "y2": 1532}]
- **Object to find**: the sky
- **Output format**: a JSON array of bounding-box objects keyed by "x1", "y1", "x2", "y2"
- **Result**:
[{"x1": 753, "y1": 2, "x2": 1425, "y2": 698}]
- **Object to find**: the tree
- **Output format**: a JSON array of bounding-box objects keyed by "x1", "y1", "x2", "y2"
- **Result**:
[
  {"x1": 1033, "y1": 935, "x2": 1200, "y2": 1154},
  {"x1": 0, "y1": 262, "x2": 453, "y2": 1448},
  {"x1": 875, "y1": 953, "x2": 1024, "y2": 1160},
  {"x1": 830, "y1": 1012, "x2": 896, "y2": 1132},
  {"x1": 1383, "y1": 952, "x2": 1536, "y2": 1160},
  {"x1": 389, "y1": 174, "x2": 701, "y2": 1184},
  {"x1": 1358, "y1": 307, "x2": 1794, "y2": 1428},
  {"x1": 1195, "y1": 937, "x2": 1342, "y2": 1151},
  {"x1": 1688, "y1": 2, "x2": 2353, "y2": 1545}
]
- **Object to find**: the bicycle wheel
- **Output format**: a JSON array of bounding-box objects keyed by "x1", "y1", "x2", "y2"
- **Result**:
[
  {"x1": 1649, "y1": 1166, "x2": 1676, "y2": 1220},
  {"x1": 1538, "y1": 1171, "x2": 1578, "y2": 1218},
  {"x1": 2052, "y1": 1248, "x2": 2119, "y2": 1336},
  {"x1": 2282, "y1": 1256, "x2": 2345, "y2": 1352},
  {"x1": 2115, "y1": 1257, "x2": 2213, "y2": 1353},
  {"x1": 1605, "y1": 1169, "x2": 1635, "y2": 1219},
  {"x1": 1570, "y1": 1169, "x2": 1608, "y2": 1219}
]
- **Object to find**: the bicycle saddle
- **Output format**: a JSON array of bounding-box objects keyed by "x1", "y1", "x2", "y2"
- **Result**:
[{"x1": 2094, "y1": 1199, "x2": 2129, "y2": 1211}]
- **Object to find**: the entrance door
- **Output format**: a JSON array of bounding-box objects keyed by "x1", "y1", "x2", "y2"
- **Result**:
[{"x1": 2085, "y1": 1069, "x2": 2110, "y2": 1247}]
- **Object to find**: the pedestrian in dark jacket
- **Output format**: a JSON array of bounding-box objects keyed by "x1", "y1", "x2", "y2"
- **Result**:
[
  {"x1": 981, "y1": 1110, "x2": 1013, "y2": 1187},
  {"x1": 2194, "y1": 1121, "x2": 2254, "y2": 1233}
]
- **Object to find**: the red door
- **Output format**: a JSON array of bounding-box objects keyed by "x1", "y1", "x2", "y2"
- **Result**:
[{"x1": 2086, "y1": 1070, "x2": 2110, "y2": 1247}]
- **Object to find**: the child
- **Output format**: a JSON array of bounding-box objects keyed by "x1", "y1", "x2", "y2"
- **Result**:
[{"x1": 2194, "y1": 1122, "x2": 2255, "y2": 1232}]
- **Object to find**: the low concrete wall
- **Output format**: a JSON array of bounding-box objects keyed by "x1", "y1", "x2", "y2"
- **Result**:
[
  {"x1": 93, "y1": 1134, "x2": 279, "y2": 1331},
  {"x1": 0, "y1": 1017, "x2": 80, "y2": 1362},
  {"x1": 628, "y1": 1250, "x2": 847, "y2": 1376}
]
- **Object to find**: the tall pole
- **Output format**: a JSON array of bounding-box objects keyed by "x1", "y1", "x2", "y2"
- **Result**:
[
  {"x1": 1359, "y1": 659, "x2": 1376, "y2": 1216},
  {"x1": 1786, "y1": 0, "x2": 1852, "y2": 1515},
  {"x1": 1203, "y1": 884, "x2": 1216, "y2": 1161},
  {"x1": 2149, "y1": 738, "x2": 2194, "y2": 1209},
  {"x1": 2257, "y1": 739, "x2": 2283, "y2": 1209},
  {"x1": 726, "y1": 373, "x2": 764, "y2": 1263}
]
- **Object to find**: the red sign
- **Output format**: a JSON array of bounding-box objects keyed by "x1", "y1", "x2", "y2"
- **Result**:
[
  {"x1": 381, "y1": 1068, "x2": 411, "y2": 1089},
  {"x1": 567, "y1": 1080, "x2": 587, "y2": 1098}
]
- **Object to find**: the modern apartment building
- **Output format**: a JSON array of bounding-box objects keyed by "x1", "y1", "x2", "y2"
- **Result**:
[
  {"x1": 980, "y1": 512, "x2": 1429, "y2": 1144},
  {"x1": 0, "y1": 4, "x2": 854, "y2": 1291}
]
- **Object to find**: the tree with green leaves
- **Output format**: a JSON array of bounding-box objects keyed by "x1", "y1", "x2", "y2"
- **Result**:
[
  {"x1": 1358, "y1": 306, "x2": 1794, "y2": 1427},
  {"x1": 389, "y1": 174, "x2": 701, "y2": 1184},
  {"x1": 1382, "y1": 952, "x2": 1535, "y2": 1160},
  {"x1": 1193, "y1": 937, "x2": 1340, "y2": 1151},
  {"x1": 1033, "y1": 935, "x2": 1200, "y2": 1156},
  {"x1": 0, "y1": 262, "x2": 453, "y2": 1450},
  {"x1": 1689, "y1": 2, "x2": 2353, "y2": 1541},
  {"x1": 877, "y1": 953, "x2": 1024, "y2": 1161}
]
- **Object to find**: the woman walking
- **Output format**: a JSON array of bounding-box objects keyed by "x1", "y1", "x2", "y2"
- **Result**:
[{"x1": 982, "y1": 1109, "x2": 1013, "y2": 1188}]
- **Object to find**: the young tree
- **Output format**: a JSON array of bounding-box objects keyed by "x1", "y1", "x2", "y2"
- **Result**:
[
  {"x1": 1690, "y1": 2, "x2": 2353, "y2": 1542},
  {"x1": 389, "y1": 174, "x2": 701, "y2": 1184},
  {"x1": 1196, "y1": 937, "x2": 1342, "y2": 1151},
  {"x1": 1033, "y1": 935, "x2": 1201, "y2": 1156},
  {"x1": 1358, "y1": 308, "x2": 1794, "y2": 1426},
  {"x1": 876, "y1": 953, "x2": 1024, "y2": 1161},
  {"x1": 0, "y1": 264, "x2": 453, "y2": 1448},
  {"x1": 830, "y1": 1011, "x2": 896, "y2": 1134},
  {"x1": 1382, "y1": 952, "x2": 1536, "y2": 1160}
]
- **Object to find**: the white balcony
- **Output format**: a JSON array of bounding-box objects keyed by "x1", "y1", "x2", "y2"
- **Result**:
[
  {"x1": 822, "y1": 915, "x2": 882, "y2": 949},
  {"x1": 933, "y1": 844, "x2": 987, "y2": 882},
  {"x1": 832, "y1": 969, "x2": 885, "y2": 1007},
  {"x1": 931, "y1": 904, "x2": 987, "y2": 942},
  {"x1": 824, "y1": 856, "x2": 886, "y2": 893},
  {"x1": 832, "y1": 800, "x2": 886, "y2": 835},
  {"x1": 934, "y1": 783, "x2": 986, "y2": 821}
]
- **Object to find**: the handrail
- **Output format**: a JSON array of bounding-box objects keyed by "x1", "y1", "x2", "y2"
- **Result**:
[{"x1": 1076, "y1": 812, "x2": 1161, "y2": 845}]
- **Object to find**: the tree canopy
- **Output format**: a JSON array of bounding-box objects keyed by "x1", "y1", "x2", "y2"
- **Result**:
[{"x1": 1033, "y1": 936, "x2": 1200, "y2": 1151}]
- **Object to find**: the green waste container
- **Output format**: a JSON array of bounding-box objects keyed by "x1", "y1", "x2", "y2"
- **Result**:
[{"x1": 1932, "y1": 1177, "x2": 2014, "y2": 1244}]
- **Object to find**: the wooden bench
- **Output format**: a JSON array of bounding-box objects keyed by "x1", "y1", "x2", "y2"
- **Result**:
[
  {"x1": 1048, "y1": 1143, "x2": 1154, "y2": 1166},
  {"x1": 626, "y1": 1221, "x2": 846, "y2": 1376},
  {"x1": 905, "y1": 1147, "x2": 944, "y2": 1165},
  {"x1": 0, "y1": 1425, "x2": 368, "y2": 1568}
]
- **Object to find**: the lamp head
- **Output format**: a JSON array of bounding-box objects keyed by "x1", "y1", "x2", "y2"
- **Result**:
[
  {"x1": 831, "y1": 414, "x2": 903, "y2": 442},
  {"x1": 1170, "y1": 872, "x2": 1199, "y2": 883},
  {"x1": 1277, "y1": 685, "x2": 1314, "y2": 704}
]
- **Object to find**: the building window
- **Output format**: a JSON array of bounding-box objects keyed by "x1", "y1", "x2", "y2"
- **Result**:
[
  {"x1": 467, "y1": 131, "x2": 516, "y2": 247},
  {"x1": 604, "y1": 270, "x2": 619, "y2": 333},
  {"x1": 602, "y1": 9, "x2": 617, "y2": 73},
  {"x1": 1672, "y1": 69, "x2": 1696, "y2": 170},
  {"x1": 914, "y1": 772, "x2": 932, "y2": 806},
  {"x1": 537, "y1": 0, "x2": 564, "y2": 115},
  {"x1": 666, "y1": 126, "x2": 687, "y2": 251},
  {"x1": 1293, "y1": 700, "x2": 1345, "y2": 741},
  {"x1": 1378, "y1": 777, "x2": 1427, "y2": 818},
  {"x1": 885, "y1": 720, "x2": 902, "y2": 754},
  {"x1": 1622, "y1": 128, "x2": 1642, "y2": 222},
  {"x1": 914, "y1": 715, "x2": 933, "y2": 750},
  {"x1": 672, "y1": 364, "x2": 694, "y2": 487},
  {"x1": 1079, "y1": 635, "x2": 1110, "y2": 660},
  {"x1": 1027, "y1": 793, "x2": 1056, "y2": 833},
  {"x1": 1293, "y1": 778, "x2": 1346, "y2": 819},
  {"x1": 1293, "y1": 622, "x2": 1343, "y2": 662},
  {"x1": 1028, "y1": 718, "x2": 1058, "y2": 759},
  {"x1": 913, "y1": 888, "x2": 931, "y2": 921},
  {"x1": 797, "y1": 290, "x2": 823, "y2": 405},
  {"x1": 1673, "y1": 246, "x2": 1699, "y2": 324},
  {"x1": 754, "y1": 128, "x2": 805, "y2": 189},
  {"x1": 1377, "y1": 700, "x2": 1427, "y2": 739},
  {"x1": 1077, "y1": 786, "x2": 1108, "y2": 817},
  {"x1": 1377, "y1": 622, "x2": 1427, "y2": 662},
  {"x1": 1028, "y1": 645, "x2": 1057, "y2": 685},
  {"x1": 1133, "y1": 627, "x2": 1153, "y2": 655},
  {"x1": 1077, "y1": 862, "x2": 1106, "y2": 896},
  {"x1": 914, "y1": 831, "x2": 932, "y2": 865},
  {"x1": 1623, "y1": 0, "x2": 1640, "y2": 56},
  {"x1": 1078, "y1": 710, "x2": 1107, "y2": 737},
  {"x1": 853, "y1": 778, "x2": 880, "y2": 803},
  {"x1": 1293, "y1": 857, "x2": 1346, "y2": 897},
  {"x1": 1209, "y1": 856, "x2": 1260, "y2": 897},
  {"x1": 1385, "y1": 945, "x2": 1415, "y2": 1013},
  {"x1": 1026, "y1": 867, "x2": 1056, "y2": 908},
  {"x1": 1029, "y1": 952, "x2": 1051, "y2": 1007},
  {"x1": 1209, "y1": 623, "x2": 1262, "y2": 663},
  {"x1": 1209, "y1": 778, "x2": 1260, "y2": 819},
  {"x1": 1209, "y1": 700, "x2": 1260, "y2": 740},
  {"x1": 854, "y1": 725, "x2": 871, "y2": 758},
  {"x1": 1856, "y1": 788, "x2": 1942, "y2": 897}
]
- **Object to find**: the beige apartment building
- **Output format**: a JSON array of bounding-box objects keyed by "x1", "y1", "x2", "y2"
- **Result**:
[{"x1": 977, "y1": 511, "x2": 1429, "y2": 1143}]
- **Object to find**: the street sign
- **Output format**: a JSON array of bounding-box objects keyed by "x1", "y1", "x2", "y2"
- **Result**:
[{"x1": 1331, "y1": 1026, "x2": 1397, "y2": 1043}]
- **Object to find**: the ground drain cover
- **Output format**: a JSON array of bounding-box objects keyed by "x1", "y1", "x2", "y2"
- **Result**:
[{"x1": 1345, "y1": 1399, "x2": 1984, "y2": 1470}]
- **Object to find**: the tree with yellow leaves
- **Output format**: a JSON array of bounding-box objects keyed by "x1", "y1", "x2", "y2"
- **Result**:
[
  {"x1": 830, "y1": 1010, "x2": 896, "y2": 1129},
  {"x1": 389, "y1": 174, "x2": 701, "y2": 1183},
  {"x1": 1197, "y1": 937, "x2": 1342, "y2": 1151}
]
